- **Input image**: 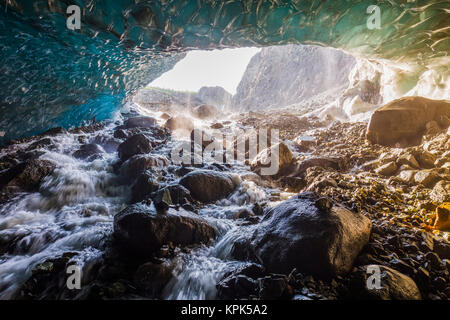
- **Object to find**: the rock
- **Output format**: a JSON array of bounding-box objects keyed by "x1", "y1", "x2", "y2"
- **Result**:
[
  {"x1": 430, "y1": 180, "x2": 450, "y2": 202},
  {"x1": 413, "y1": 170, "x2": 440, "y2": 188},
  {"x1": 198, "y1": 86, "x2": 232, "y2": 108},
  {"x1": 217, "y1": 274, "x2": 259, "y2": 300},
  {"x1": 179, "y1": 170, "x2": 237, "y2": 203},
  {"x1": 210, "y1": 122, "x2": 224, "y2": 129},
  {"x1": 397, "y1": 170, "x2": 417, "y2": 184},
  {"x1": 1, "y1": 159, "x2": 56, "y2": 192},
  {"x1": 72, "y1": 143, "x2": 105, "y2": 160},
  {"x1": 153, "y1": 184, "x2": 192, "y2": 206},
  {"x1": 122, "y1": 116, "x2": 157, "y2": 129},
  {"x1": 233, "y1": 208, "x2": 255, "y2": 220},
  {"x1": 117, "y1": 134, "x2": 153, "y2": 162},
  {"x1": 259, "y1": 275, "x2": 293, "y2": 300},
  {"x1": 433, "y1": 203, "x2": 450, "y2": 231},
  {"x1": 366, "y1": 96, "x2": 450, "y2": 147},
  {"x1": 113, "y1": 203, "x2": 217, "y2": 258},
  {"x1": 416, "y1": 151, "x2": 436, "y2": 169},
  {"x1": 164, "y1": 115, "x2": 195, "y2": 132},
  {"x1": 133, "y1": 261, "x2": 173, "y2": 297},
  {"x1": 190, "y1": 129, "x2": 219, "y2": 150},
  {"x1": 160, "y1": 112, "x2": 171, "y2": 120},
  {"x1": 249, "y1": 192, "x2": 371, "y2": 277},
  {"x1": 397, "y1": 154, "x2": 420, "y2": 169},
  {"x1": 131, "y1": 173, "x2": 159, "y2": 203},
  {"x1": 192, "y1": 104, "x2": 218, "y2": 119},
  {"x1": 351, "y1": 265, "x2": 421, "y2": 300},
  {"x1": 425, "y1": 120, "x2": 442, "y2": 136},
  {"x1": 250, "y1": 142, "x2": 293, "y2": 176},
  {"x1": 292, "y1": 156, "x2": 344, "y2": 177},
  {"x1": 121, "y1": 154, "x2": 169, "y2": 183},
  {"x1": 295, "y1": 135, "x2": 315, "y2": 151},
  {"x1": 375, "y1": 161, "x2": 397, "y2": 176}
]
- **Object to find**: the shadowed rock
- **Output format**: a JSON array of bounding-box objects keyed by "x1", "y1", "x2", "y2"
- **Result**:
[
  {"x1": 113, "y1": 203, "x2": 217, "y2": 258},
  {"x1": 117, "y1": 134, "x2": 153, "y2": 162},
  {"x1": 179, "y1": 170, "x2": 237, "y2": 203}
]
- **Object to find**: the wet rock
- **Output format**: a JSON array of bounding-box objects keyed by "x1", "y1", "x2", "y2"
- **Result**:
[
  {"x1": 152, "y1": 184, "x2": 192, "y2": 206},
  {"x1": 233, "y1": 208, "x2": 255, "y2": 220},
  {"x1": 117, "y1": 134, "x2": 153, "y2": 162},
  {"x1": 413, "y1": 170, "x2": 440, "y2": 188},
  {"x1": 249, "y1": 192, "x2": 372, "y2": 277},
  {"x1": 92, "y1": 135, "x2": 122, "y2": 153},
  {"x1": 425, "y1": 120, "x2": 442, "y2": 136},
  {"x1": 72, "y1": 143, "x2": 105, "y2": 160},
  {"x1": 217, "y1": 274, "x2": 259, "y2": 300},
  {"x1": 190, "y1": 129, "x2": 220, "y2": 151},
  {"x1": 259, "y1": 274, "x2": 294, "y2": 300},
  {"x1": 121, "y1": 154, "x2": 169, "y2": 183},
  {"x1": 26, "y1": 138, "x2": 54, "y2": 151},
  {"x1": 366, "y1": 97, "x2": 450, "y2": 147},
  {"x1": 113, "y1": 203, "x2": 217, "y2": 258},
  {"x1": 430, "y1": 180, "x2": 450, "y2": 202},
  {"x1": 164, "y1": 115, "x2": 195, "y2": 132},
  {"x1": 131, "y1": 172, "x2": 159, "y2": 203},
  {"x1": 192, "y1": 104, "x2": 218, "y2": 119},
  {"x1": 350, "y1": 265, "x2": 421, "y2": 300},
  {"x1": 133, "y1": 261, "x2": 173, "y2": 297},
  {"x1": 179, "y1": 170, "x2": 237, "y2": 203},
  {"x1": 375, "y1": 162, "x2": 397, "y2": 176},
  {"x1": 397, "y1": 170, "x2": 417, "y2": 184},
  {"x1": 250, "y1": 142, "x2": 293, "y2": 176},
  {"x1": 122, "y1": 116, "x2": 157, "y2": 129},
  {"x1": 1, "y1": 159, "x2": 56, "y2": 192}
]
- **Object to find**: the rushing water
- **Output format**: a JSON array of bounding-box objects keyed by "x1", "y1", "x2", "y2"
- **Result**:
[{"x1": 0, "y1": 104, "x2": 283, "y2": 300}]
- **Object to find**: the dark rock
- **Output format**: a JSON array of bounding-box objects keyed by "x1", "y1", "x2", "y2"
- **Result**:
[
  {"x1": 350, "y1": 265, "x2": 422, "y2": 300},
  {"x1": 117, "y1": 134, "x2": 153, "y2": 162},
  {"x1": 152, "y1": 184, "x2": 192, "y2": 206},
  {"x1": 250, "y1": 142, "x2": 293, "y2": 177},
  {"x1": 233, "y1": 208, "x2": 255, "y2": 220},
  {"x1": 1, "y1": 159, "x2": 56, "y2": 191},
  {"x1": 113, "y1": 203, "x2": 217, "y2": 258},
  {"x1": 121, "y1": 154, "x2": 169, "y2": 183},
  {"x1": 122, "y1": 116, "x2": 157, "y2": 129},
  {"x1": 190, "y1": 129, "x2": 219, "y2": 150},
  {"x1": 249, "y1": 192, "x2": 372, "y2": 277},
  {"x1": 133, "y1": 261, "x2": 173, "y2": 297},
  {"x1": 259, "y1": 275, "x2": 293, "y2": 300},
  {"x1": 179, "y1": 170, "x2": 237, "y2": 203},
  {"x1": 131, "y1": 173, "x2": 159, "y2": 203},
  {"x1": 72, "y1": 143, "x2": 105, "y2": 160}
]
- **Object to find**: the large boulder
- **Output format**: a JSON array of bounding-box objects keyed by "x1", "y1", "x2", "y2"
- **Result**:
[
  {"x1": 366, "y1": 97, "x2": 450, "y2": 147},
  {"x1": 117, "y1": 134, "x2": 153, "y2": 162},
  {"x1": 246, "y1": 192, "x2": 372, "y2": 277},
  {"x1": 179, "y1": 170, "x2": 237, "y2": 203},
  {"x1": 113, "y1": 203, "x2": 217, "y2": 258}
]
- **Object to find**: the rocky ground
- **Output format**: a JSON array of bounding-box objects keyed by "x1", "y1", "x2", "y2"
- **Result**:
[{"x1": 0, "y1": 99, "x2": 449, "y2": 300}]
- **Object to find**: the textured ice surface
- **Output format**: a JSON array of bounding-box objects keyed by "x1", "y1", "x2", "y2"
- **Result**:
[{"x1": 0, "y1": 0, "x2": 448, "y2": 142}]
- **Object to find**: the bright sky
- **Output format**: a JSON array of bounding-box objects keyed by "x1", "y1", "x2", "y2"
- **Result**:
[{"x1": 149, "y1": 47, "x2": 260, "y2": 94}]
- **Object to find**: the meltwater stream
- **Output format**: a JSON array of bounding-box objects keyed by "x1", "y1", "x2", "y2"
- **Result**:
[{"x1": 0, "y1": 107, "x2": 276, "y2": 300}]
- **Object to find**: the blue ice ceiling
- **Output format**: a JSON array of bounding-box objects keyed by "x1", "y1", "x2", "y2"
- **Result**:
[{"x1": 0, "y1": 0, "x2": 448, "y2": 143}]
